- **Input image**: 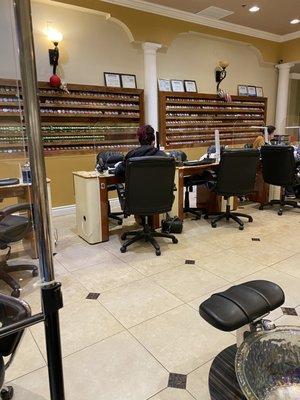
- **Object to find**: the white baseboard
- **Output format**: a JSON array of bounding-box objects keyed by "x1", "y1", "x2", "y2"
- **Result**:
[
  {"x1": 52, "y1": 198, "x2": 120, "y2": 217},
  {"x1": 52, "y1": 204, "x2": 75, "y2": 217}
]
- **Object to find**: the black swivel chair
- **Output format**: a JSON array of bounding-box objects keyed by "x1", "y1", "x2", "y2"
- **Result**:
[
  {"x1": 96, "y1": 151, "x2": 124, "y2": 225},
  {"x1": 0, "y1": 203, "x2": 38, "y2": 297},
  {"x1": 119, "y1": 156, "x2": 178, "y2": 256},
  {"x1": 260, "y1": 145, "x2": 300, "y2": 215},
  {"x1": 204, "y1": 149, "x2": 260, "y2": 230},
  {"x1": 0, "y1": 293, "x2": 31, "y2": 399}
]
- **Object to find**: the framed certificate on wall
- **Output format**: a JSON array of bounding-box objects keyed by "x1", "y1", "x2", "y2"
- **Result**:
[
  {"x1": 247, "y1": 86, "x2": 257, "y2": 96},
  {"x1": 237, "y1": 85, "x2": 248, "y2": 96},
  {"x1": 104, "y1": 72, "x2": 121, "y2": 88},
  {"x1": 121, "y1": 74, "x2": 137, "y2": 89},
  {"x1": 171, "y1": 80, "x2": 185, "y2": 92},
  {"x1": 184, "y1": 80, "x2": 198, "y2": 93},
  {"x1": 256, "y1": 87, "x2": 264, "y2": 97},
  {"x1": 158, "y1": 79, "x2": 172, "y2": 92}
]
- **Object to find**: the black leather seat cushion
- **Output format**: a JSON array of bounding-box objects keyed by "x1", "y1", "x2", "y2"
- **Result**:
[
  {"x1": 0, "y1": 215, "x2": 29, "y2": 245},
  {"x1": 199, "y1": 280, "x2": 285, "y2": 332}
]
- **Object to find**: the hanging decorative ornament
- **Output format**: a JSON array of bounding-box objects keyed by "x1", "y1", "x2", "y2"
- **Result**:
[{"x1": 49, "y1": 74, "x2": 61, "y2": 88}]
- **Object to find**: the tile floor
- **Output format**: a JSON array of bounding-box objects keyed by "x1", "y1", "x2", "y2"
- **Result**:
[{"x1": 1, "y1": 202, "x2": 299, "y2": 400}]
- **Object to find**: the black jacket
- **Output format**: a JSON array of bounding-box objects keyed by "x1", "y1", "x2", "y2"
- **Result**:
[{"x1": 114, "y1": 145, "x2": 167, "y2": 177}]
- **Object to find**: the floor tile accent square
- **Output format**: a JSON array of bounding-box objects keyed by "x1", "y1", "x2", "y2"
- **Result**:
[
  {"x1": 86, "y1": 292, "x2": 100, "y2": 300},
  {"x1": 185, "y1": 260, "x2": 195, "y2": 265},
  {"x1": 281, "y1": 307, "x2": 298, "y2": 316},
  {"x1": 168, "y1": 373, "x2": 187, "y2": 389}
]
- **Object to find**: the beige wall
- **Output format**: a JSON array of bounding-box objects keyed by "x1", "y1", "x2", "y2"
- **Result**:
[
  {"x1": 158, "y1": 33, "x2": 278, "y2": 124},
  {"x1": 288, "y1": 79, "x2": 300, "y2": 125},
  {"x1": 0, "y1": 0, "x2": 144, "y2": 86},
  {"x1": 0, "y1": 0, "x2": 279, "y2": 207},
  {"x1": 287, "y1": 78, "x2": 300, "y2": 142}
]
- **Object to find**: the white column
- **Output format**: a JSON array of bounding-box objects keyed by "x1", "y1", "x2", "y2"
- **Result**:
[
  {"x1": 275, "y1": 63, "x2": 295, "y2": 133},
  {"x1": 142, "y1": 42, "x2": 162, "y2": 132}
]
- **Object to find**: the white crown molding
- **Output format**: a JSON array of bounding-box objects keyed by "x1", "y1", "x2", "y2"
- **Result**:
[
  {"x1": 33, "y1": 0, "x2": 110, "y2": 17},
  {"x1": 281, "y1": 30, "x2": 300, "y2": 42},
  {"x1": 33, "y1": 0, "x2": 300, "y2": 43},
  {"x1": 96, "y1": 0, "x2": 300, "y2": 43}
]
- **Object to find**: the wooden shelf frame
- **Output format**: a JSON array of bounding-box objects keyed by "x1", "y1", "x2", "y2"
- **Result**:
[
  {"x1": 0, "y1": 78, "x2": 144, "y2": 156},
  {"x1": 159, "y1": 91, "x2": 267, "y2": 149}
]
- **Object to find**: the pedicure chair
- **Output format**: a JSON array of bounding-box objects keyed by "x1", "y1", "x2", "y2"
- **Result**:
[{"x1": 200, "y1": 280, "x2": 300, "y2": 400}]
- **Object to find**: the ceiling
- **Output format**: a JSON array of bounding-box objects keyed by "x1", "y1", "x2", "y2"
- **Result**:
[{"x1": 141, "y1": 0, "x2": 300, "y2": 35}]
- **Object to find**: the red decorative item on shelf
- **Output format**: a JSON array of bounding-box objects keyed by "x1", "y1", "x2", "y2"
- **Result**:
[{"x1": 49, "y1": 74, "x2": 61, "y2": 88}]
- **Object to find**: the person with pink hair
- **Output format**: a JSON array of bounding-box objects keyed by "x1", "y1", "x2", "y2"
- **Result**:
[{"x1": 115, "y1": 125, "x2": 166, "y2": 177}]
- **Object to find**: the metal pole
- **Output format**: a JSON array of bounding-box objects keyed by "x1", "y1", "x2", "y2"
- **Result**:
[
  {"x1": 12, "y1": 1, "x2": 53, "y2": 282},
  {"x1": 12, "y1": 2, "x2": 65, "y2": 399}
]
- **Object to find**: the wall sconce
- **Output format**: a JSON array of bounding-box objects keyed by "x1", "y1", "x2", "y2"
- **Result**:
[
  {"x1": 215, "y1": 60, "x2": 229, "y2": 92},
  {"x1": 47, "y1": 28, "x2": 63, "y2": 75}
]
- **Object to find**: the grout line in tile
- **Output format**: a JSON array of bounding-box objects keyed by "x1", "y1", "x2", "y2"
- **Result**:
[
  {"x1": 126, "y1": 329, "x2": 171, "y2": 375},
  {"x1": 28, "y1": 328, "x2": 48, "y2": 365},
  {"x1": 7, "y1": 364, "x2": 47, "y2": 385},
  {"x1": 122, "y1": 303, "x2": 184, "y2": 330}
]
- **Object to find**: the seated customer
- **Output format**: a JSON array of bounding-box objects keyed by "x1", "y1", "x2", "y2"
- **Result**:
[
  {"x1": 115, "y1": 125, "x2": 166, "y2": 177},
  {"x1": 253, "y1": 125, "x2": 276, "y2": 149}
]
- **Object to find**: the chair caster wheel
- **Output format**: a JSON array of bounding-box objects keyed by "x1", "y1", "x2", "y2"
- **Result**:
[
  {"x1": 32, "y1": 269, "x2": 38, "y2": 277},
  {"x1": 172, "y1": 238, "x2": 178, "y2": 244},
  {"x1": 118, "y1": 221, "x2": 123, "y2": 226},
  {"x1": 278, "y1": 210, "x2": 283, "y2": 216},
  {"x1": 259, "y1": 205, "x2": 263, "y2": 210},
  {"x1": 1, "y1": 386, "x2": 14, "y2": 400},
  {"x1": 121, "y1": 233, "x2": 127, "y2": 240},
  {"x1": 203, "y1": 215, "x2": 209, "y2": 220},
  {"x1": 211, "y1": 222, "x2": 217, "y2": 228},
  {"x1": 239, "y1": 225, "x2": 244, "y2": 231},
  {"x1": 11, "y1": 289, "x2": 20, "y2": 298},
  {"x1": 249, "y1": 217, "x2": 253, "y2": 223},
  {"x1": 156, "y1": 250, "x2": 161, "y2": 256},
  {"x1": 120, "y1": 246, "x2": 126, "y2": 253}
]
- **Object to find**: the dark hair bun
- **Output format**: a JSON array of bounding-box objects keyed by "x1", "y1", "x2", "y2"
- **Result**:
[{"x1": 137, "y1": 125, "x2": 155, "y2": 145}]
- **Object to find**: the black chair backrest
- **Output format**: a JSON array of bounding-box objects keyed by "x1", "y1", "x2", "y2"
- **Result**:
[
  {"x1": 216, "y1": 149, "x2": 260, "y2": 197},
  {"x1": 260, "y1": 145, "x2": 296, "y2": 186},
  {"x1": 168, "y1": 150, "x2": 187, "y2": 162},
  {"x1": 0, "y1": 203, "x2": 33, "y2": 247},
  {"x1": 0, "y1": 294, "x2": 31, "y2": 357},
  {"x1": 123, "y1": 156, "x2": 175, "y2": 216},
  {"x1": 96, "y1": 151, "x2": 124, "y2": 171}
]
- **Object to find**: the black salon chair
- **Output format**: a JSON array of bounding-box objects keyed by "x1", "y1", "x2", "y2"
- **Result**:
[
  {"x1": 260, "y1": 145, "x2": 300, "y2": 215},
  {"x1": 0, "y1": 293, "x2": 31, "y2": 399},
  {"x1": 96, "y1": 151, "x2": 124, "y2": 225},
  {"x1": 0, "y1": 203, "x2": 38, "y2": 297},
  {"x1": 204, "y1": 149, "x2": 260, "y2": 230},
  {"x1": 119, "y1": 156, "x2": 178, "y2": 256}
]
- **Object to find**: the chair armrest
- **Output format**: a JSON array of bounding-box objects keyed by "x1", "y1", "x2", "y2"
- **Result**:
[
  {"x1": 204, "y1": 169, "x2": 217, "y2": 180},
  {"x1": 0, "y1": 203, "x2": 32, "y2": 220}
]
